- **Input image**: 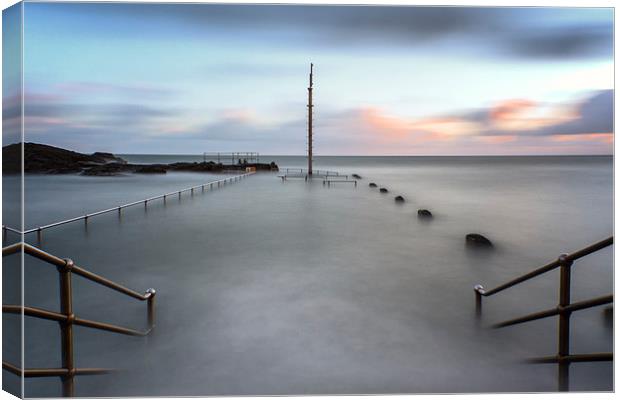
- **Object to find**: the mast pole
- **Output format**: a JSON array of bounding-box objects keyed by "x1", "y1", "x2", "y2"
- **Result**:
[{"x1": 307, "y1": 63, "x2": 313, "y2": 176}]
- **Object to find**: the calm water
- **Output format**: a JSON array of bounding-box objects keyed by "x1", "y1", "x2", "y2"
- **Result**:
[{"x1": 2, "y1": 156, "x2": 613, "y2": 396}]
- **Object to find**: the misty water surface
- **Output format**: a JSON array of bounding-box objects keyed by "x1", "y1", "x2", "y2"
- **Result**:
[{"x1": 2, "y1": 156, "x2": 613, "y2": 396}]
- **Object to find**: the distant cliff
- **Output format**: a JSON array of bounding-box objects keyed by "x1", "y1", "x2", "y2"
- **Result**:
[{"x1": 2, "y1": 143, "x2": 278, "y2": 175}]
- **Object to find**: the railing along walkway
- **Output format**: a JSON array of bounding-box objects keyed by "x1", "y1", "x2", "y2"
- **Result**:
[
  {"x1": 2, "y1": 242, "x2": 155, "y2": 397},
  {"x1": 474, "y1": 236, "x2": 613, "y2": 391},
  {"x1": 279, "y1": 168, "x2": 353, "y2": 182},
  {"x1": 3, "y1": 171, "x2": 254, "y2": 241}
]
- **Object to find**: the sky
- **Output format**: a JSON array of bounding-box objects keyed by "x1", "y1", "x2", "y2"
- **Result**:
[{"x1": 2, "y1": 3, "x2": 615, "y2": 155}]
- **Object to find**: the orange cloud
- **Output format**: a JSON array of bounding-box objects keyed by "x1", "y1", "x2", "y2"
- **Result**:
[
  {"x1": 411, "y1": 117, "x2": 480, "y2": 139},
  {"x1": 490, "y1": 99, "x2": 536, "y2": 122},
  {"x1": 475, "y1": 135, "x2": 518, "y2": 144},
  {"x1": 551, "y1": 133, "x2": 613, "y2": 143},
  {"x1": 358, "y1": 107, "x2": 412, "y2": 138}
]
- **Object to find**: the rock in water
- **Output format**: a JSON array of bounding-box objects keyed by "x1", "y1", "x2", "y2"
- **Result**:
[
  {"x1": 466, "y1": 234, "x2": 493, "y2": 248},
  {"x1": 135, "y1": 165, "x2": 167, "y2": 174},
  {"x1": 352, "y1": 174, "x2": 362, "y2": 179},
  {"x1": 394, "y1": 195, "x2": 405, "y2": 202},
  {"x1": 380, "y1": 188, "x2": 388, "y2": 193},
  {"x1": 369, "y1": 182, "x2": 377, "y2": 187},
  {"x1": 418, "y1": 209, "x2": 433, "y2": 218}
]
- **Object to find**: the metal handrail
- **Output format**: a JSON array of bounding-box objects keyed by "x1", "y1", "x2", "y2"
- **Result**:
[
  {"x1": 284, "y1": 168, "x2": 340, "y2": 176},
  {"x1": 2, "y1": 242, "x2": 156, "y2": 396},
  {"x1": 3, "y1": 243, "x2": 153, "y2": 301},
  {"x1": 2, "y1": 171, "x2": 254, "y2": 238},
  {"x1": 474, "y1": 236, "x2": 613, "y2": 298},
  {"x1": 473, "y1": 236, "x2": 613, "y2": 392}
]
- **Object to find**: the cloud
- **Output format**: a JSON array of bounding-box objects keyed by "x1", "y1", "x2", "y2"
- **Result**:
[
  {"x1": 505, "y1": 25, "x2": 613, "y2": 60},
  {"x1": 32, "y1": 3, "x2": 613, "y2": 60},
  {"x1": 54, "y1": 82, "x2": 177, "y2": 97},
  {"x1": 531, "y1": 90, "x2": 613, "y2": 136},
  {"x1": 5, "y1": 88, "x2": 612, "y2": 155},
  {"x1": 309, "y1": 90, "x2": 613, "y2": 154}
]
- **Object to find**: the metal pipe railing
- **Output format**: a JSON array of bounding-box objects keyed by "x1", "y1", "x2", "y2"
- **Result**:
[
  {"x1": 492, "y1": 295, "x2": 613, "y2": 328},
  {"x1": 2, "y1": 172, "x2": 254, "y2": 238},
  {"x1": 474, "y1": 236, "x2": 613, "y2": 299},
  {"x1": 284, "y1": 168, "x2": 340, "y2": 176},
  {"x1": 2, "y1": 242, "x2": 156, "y2": 396},
  {"x1": 473, "y1": 236, "x2": 613, "y2": 392},
  {"x1": 2, "y1": 361, "x2": 113, "y2": 378}
]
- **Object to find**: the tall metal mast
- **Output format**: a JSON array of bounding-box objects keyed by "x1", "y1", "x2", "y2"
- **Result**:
[{"x1": 307, "y1": 63, "x2": 313, "y2": 176}]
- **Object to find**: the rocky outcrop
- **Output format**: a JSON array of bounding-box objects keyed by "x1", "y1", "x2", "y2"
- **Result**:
[
  {"x1": 418, "y1": 209, "x2": 433, "y2": 218},
  {"x1": 81, "y1": 163, "x2": 129, "y2": 176},
  {"x1": 352, "y1": 174, "x2": 362, "y2": 179},
  {"x1": 380, "y1": 188, "x2": 389, "y2": 193},
  {"x1": 135, "y1": 165, "x2": 168, "y2": 174},
  {"x1": 91, "y1": 152, "x2": 126, "y2": 164},
  {"x1": 3, "y1": 143, "x2": 279, "y2": 175},
  {"x1": 394, "y1": 195, "x2": 405, "y2": 202},
  {"x1": 3, "y1": 142, "x2": 127, "y2": 174},
  {"x1": 466, "y1": 233, "x2": 493, "y2": 248},
  {"x1": 369, "y1": 182, "x2": 377, "y2": 187}
]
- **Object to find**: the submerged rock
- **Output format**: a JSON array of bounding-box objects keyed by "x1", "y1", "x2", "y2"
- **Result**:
[
  {"x1": 352, "y1": 174, "x2": 362, "y2": 179},
  {"x1": 394, "y1": 195, "x2": 405, "y2": 202},
  {"x1": 466, "y1": 233, "x2": 493, "y2": 248},
  {"x1": 379, "y1": 188, "x2": 389, "y2": 193},
  {"x1": 418, "y1": 209, "x2": 433, "y2": 218},
  {"x1": 369, "y1": 182, "x2": 377, "y2": 187}
]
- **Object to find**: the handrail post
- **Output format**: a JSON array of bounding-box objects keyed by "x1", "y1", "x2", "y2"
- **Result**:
[
  {"x1": 558, "y1": 253, "x2": 573, "y2": 391},
  {"x1": 58, "y1": 258, "x2": 75, "y2": 397},
  {"x1": 474, "y1": 285, "x2": 484, "y2": 317},
  {"x1": 146, "y1": 288, "x2": 156, "y2": 329}
]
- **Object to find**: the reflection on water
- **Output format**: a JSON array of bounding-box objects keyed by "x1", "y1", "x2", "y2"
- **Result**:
[{"x1": 2, "y1": 156, "x2": 613, "y2": 396}]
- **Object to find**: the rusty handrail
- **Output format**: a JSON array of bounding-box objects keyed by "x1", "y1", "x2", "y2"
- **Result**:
[
  {"x1": 3, "y1": 305, "x2": 153, "y2": 336},
  {"x1": 474, "y1": 236, "x2": 613, "y2": 298},
  {"x1": 2, "y1": 361, "x2": 112, "y2": 378},
  {"x1": 473, "y1": 236, "x2": 613, "y2": 391},
  {"x1": 2, "y1": 171, "x2": 254, "y2": 238},
  {"x1": 492, "y1": 294, "x2": 613, "y2": 328},
  {"x1": 2, "y1": 242, "x2": 156, "y2": 396},
  {"x1": 5, "y1": 243, "x2": 154, "y2": 302}
]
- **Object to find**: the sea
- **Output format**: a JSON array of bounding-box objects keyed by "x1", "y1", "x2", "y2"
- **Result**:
[{"x1": 2, "y1": 155, "x2": 613, "y2": 397}]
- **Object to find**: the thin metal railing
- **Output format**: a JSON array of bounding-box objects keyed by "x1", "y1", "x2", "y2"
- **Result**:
[
  {"x1": 2, "y1": 171, "x2": 254, "y2": 240},
  {"x1": 283, "y1": 168, "x2": 340, "y2": 176},
  {"x1": 474, "y1": 236, "x2": 613, "y2": 391},
  {"x1": 2, "y1": 242, "x2": 156, "y2": 397}
]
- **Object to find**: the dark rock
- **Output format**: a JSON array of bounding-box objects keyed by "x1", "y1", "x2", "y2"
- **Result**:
[
  {"x1": 3, "y1": 142, "x2": 279, "y2": 175},
  {"x1": 352, "y1": 174, "x2": 362, "y2": 179},
  {"x1": 3, "y1": 142, "x2": 128, "y2": 174},
  {"x1": 168, "y1": 162, "x2": 221, "y2": 172},
  {"x1": 369, "y1": 182, "x2": 377, "y2": 187},
  {"x1": 91, "y1": 152, "x2": 127, "y2": 164},
  {"x1": 379, "y1": 188, "x2": 388, "y2": 193},
  {"x1": 466, "y1": 233, "x2": 493, "y2": 248},
  {"x1": 135, "y1": 165, "x2": 167, "y2": 174},
  {"x1": 394, "y1": 195, "x2": 405, "y2": 202},
  {"x1": 418, "y1": 209, "x2": 433, "y2": 218},
  {"x1": 81, "y1": 163, "x2": 128, "y2": 176}
]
